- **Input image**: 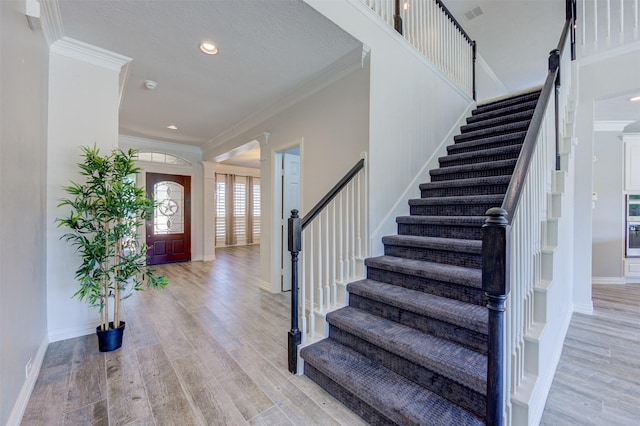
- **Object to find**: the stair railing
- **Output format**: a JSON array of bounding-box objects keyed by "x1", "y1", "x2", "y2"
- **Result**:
[
  {"x1": 361, "y1": 0, "x2": 477, "y2": 100},
  {"x1": 288, "y1": 156, "x2": 367, "y2": 374},
  {"x1": 482, "y1": 1, "x2": 576, "y2": 425}
]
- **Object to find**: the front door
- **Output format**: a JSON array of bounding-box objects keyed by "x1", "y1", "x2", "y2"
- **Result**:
[{"x1": 146, "y1": 173, "x2": 191, "y2": 265}]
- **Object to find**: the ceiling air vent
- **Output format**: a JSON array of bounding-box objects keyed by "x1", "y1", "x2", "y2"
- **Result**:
[{"x1": 464, "y1": 6, "x2": 484, "y2": 21}]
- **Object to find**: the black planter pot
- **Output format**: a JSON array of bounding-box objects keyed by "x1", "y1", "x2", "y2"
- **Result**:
[{"x1": 96, "y1": 321, "x2": 126, "y2": 352}]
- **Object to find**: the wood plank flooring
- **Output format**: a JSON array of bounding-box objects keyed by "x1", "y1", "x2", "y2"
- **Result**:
[
  {"x1": 21, "y1": 246, "x2": 367, "y2": 426},
  {"x1": 21, "y1": 246, "x2": 640, "y2": 425},
  {"x1": 540, "y1": 283, "x2": 640, "y2": 425}
]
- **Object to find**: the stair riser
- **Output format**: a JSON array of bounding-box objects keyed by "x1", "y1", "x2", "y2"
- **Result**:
[
  {"x1": 303, "y1": 364, "x2": 396, "y2": 426},
  {"x1": 439, "y1": 151, "x2": 521, "y2": 168},
  {"x1": 410, "y1": 203, "x2": 501, "y2": 216},
  {"x1": 467, "y1": 101, "x2": 538, "y2": 124},
  {"x1": 349, "y1": 294, "x2": 487, "y2": 355},
  {"x1": 421, "y1": 184, "x2": 509, "y2": 198},
  {"x1": 461, "y1": 110, "x2": 535, "y2": 133},
  {"x1": 430, "y1": 167, "x2": 515, "y2": 181},
  {"x1": 448, "y1": 137, "x2": 525, "y2": 155},
  {"x1": 397, "y1": 224, "x2": 483, "y2": 240},
  {"x1": 366, "y1": 267, "x2": 485, "y2": 306},
  {"x1": 454, "y1": 122, "x2": 530, "y2": 143},
  {"x1": 472, "y1": 93, "x2": 540, "y2": 115},
  {"x1": 329, "y1": 326, "x2": 487, "y2": 420},
  {"x1": 383, "y1": 245, "x2": 481, "y2": 269}
]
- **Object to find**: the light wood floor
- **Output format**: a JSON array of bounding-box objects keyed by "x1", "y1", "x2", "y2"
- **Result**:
[
  {"x1": 21, "y1": 246, "x2": 640, "y2": 425},
  {"x1": 21, "y1": 245, "x2": 367, "y2": 426},
  {"x1": 540, "y1": 283, "x2": 640, "y2": 425}
]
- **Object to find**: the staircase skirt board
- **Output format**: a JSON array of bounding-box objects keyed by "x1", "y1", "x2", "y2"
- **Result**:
[{"x1": 300, "y1": 90, "x2": 541, "y2": 425}]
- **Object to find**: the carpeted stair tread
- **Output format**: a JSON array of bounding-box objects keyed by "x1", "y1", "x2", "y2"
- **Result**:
[
  {"x1": 300, "y1": 339, "x2": 485, "y2": 426},
  {"x1": 460, "y1": 109, "x2": 535, "y2": 134},
  {"x1": 454, "y1": 121, "x2": 531, "y2": 143},
  {"x1": 429, "y1": 158, "x2": 517, "y2": 178},
  {"x1": 327, "y1": 307, "x2": 487, "y2": 394},
  {"x1": 382, "y1": 235, "x2": 481, "y2": 254},
  {"x1": 420, "y1": 175, "x2": 512, "y2": 192},
  {"x1": 467, "y1": 99, "x2": 538, "y2": 124},
  {"x1": 365, "y1": 256, "x2": 481, "y2": 289},
  {"x1": 472, "y1": 90, "x2": 540, "y2": 116},
  {"x1": 409, "y1": 194, "x2": 504, "y2": 207},
  {"x1": 396, "y1": 215, "x2": 487, "y2": 226},
  {"x1": 448, "y1": 132, "x2": 526, "y2": 154},
  {"x1": 347, "y1": 279, "x2": 488, "y2": 334},
  {"x1": 439, "y1": 144, "x2": 522, "y2": 167}
]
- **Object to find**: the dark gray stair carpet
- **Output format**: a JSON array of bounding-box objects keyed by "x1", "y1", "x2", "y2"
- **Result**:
[
  {"x1": 302, "y1": 339, "x2": 484, "y2": 426},
  {"x1": 300, "y1": 89, "x2": 540, "y2": 425}
]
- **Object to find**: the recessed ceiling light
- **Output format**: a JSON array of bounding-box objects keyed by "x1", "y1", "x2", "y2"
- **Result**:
[
  {"x1": 629, "y1": 96, "x2": 640, "y2": 102},
  {"x1": 199, "y1": 42, "x2": 218, "y2": 55},
  {"x1": 167, "y1": 125, "x2": 178, "y2": 130}
]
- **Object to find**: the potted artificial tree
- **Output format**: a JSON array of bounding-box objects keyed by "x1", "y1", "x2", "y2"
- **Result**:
[{"x1": 57, "y1": 145, "x2": 168, "y2": 352}]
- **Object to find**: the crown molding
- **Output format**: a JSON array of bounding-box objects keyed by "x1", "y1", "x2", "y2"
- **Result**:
[
  {"x1": 39, "y1": 0, "x2": 64, "y2": 46},
  {"x1": 49, "y1": 37, "x2": 132, "y2": 72},
  {"x1": 594, "y1": 120, "x2": 635, "y2": 132},
  {"x1": 202, "y1": 44, "x2": 368, "y2": 154}
]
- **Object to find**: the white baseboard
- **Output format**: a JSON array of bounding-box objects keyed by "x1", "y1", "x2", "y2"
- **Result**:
[
  {"x1": 48, "y1": 322, "x2": 96, "y2": 343},
  {"x1": 258, "y1": 279, "x2": 275, "y2": 293},
  {"x1": 6, "y1": 336, "x2": 49, "y2": 426},
  {"x1": 202, "y1": 254, "x2": 216, "y2": 261},
  {"x1": 592, "y1": 276, "x2": 626, "y2": 285},
  {"x1": 573, "y1": 301, "x2": 594, "y2": 315}
]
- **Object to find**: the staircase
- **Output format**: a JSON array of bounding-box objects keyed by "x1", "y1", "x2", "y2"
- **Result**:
[{"x1": 300, "y1": 89, "x2": 541, "y2": 425}]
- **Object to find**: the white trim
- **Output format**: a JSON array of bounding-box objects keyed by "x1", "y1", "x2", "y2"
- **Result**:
[
  {"x1": 118, "y1": 62, "x2": 132, "y2": 112},
  {"x1": 48, "y1": 321, "x2": 96, "y2": 342},
  {"x1": 119, "y1": 134, "x2": 203, "y2": 157},
  {"x1": 592, "y1": 276, "x2": 627, "y2": 284},
  {"x1": 529, "y1": 308, "x2": 574, "y2": 426},
  {"x1": 6, "y1": 336, "x2": 49, "y2": 426},
  {"x1": 49, "y1": 37, "x2": 132, "y2": 72},
  {"x1": 579, "y1": 39, "x2": 640, "y2": 66},
  {"x1": 573, "y1": 301, "x2": 594, "y2": 315},
  {"x1": 202, "y1": 254, "x2": 216, "y2": 262},
  {"x1": 594, "y1": 120, "x2": 635, "y2": 132},
  {"x1": 477, "y1": 85, "x2": 544, "y2": 107},
  {"x1": 258, "y1": 279, "x2": 274, "y2": 293},
  {"x1": 39, "y1": 0, "x2": 64, "y2": 46},
  {"x1": 203, "y1": 45, "x2": 368, "y2": 154}
]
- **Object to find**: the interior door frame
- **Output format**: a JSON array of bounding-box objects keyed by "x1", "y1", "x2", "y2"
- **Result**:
[{"x1": 272, "y1": 140, "x2": 303, "y2": 293}]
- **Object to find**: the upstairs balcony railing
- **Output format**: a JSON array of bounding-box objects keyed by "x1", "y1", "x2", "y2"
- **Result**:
[{"x1": 361, "y1": 0, "x2": 477, "y2": 100}]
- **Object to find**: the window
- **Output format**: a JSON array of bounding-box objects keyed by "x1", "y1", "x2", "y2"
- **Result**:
[{"x1": 215, "y1": 173, "x2": 260, "y2": 246}]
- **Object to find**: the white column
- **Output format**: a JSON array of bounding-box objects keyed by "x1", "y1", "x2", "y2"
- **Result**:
[
  {"x1": 46, "y1": 37, "x2": 131, "y2": 341},
  {"x1": 202, "y1": 161, "x2": 216, "y2": 261}
]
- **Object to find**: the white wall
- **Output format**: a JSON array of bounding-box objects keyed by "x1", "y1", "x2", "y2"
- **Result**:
[
  {"x1": 305, "y1": 0, "x2": 473, "y2": 256},
  {"x1": 206, "y1": 65, "x2": 370, "y2": 293},
  {"x1": 576, "y1": 48, "x2": 640, "y2": 309},
  {"x1": 0, "y1": 1, "x2": 49, "y2": 424},
  {"x1": 592, "y1": 131, "x2": 625, "y2": 279},
  {"x1": 119, "y1": 135, "x2": 205, "y2": 262},
  {"x1": 46, "y1": 39, "x2": 129, "y2": 341}
]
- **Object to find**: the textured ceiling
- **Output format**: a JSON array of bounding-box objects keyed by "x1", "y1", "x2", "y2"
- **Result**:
[{"x1": 55, "y1": 0, "x2": 361, "y2": 148}]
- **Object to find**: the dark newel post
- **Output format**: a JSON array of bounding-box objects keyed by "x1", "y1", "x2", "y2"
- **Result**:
[
  {"x1": 288, "y1": 209, "x2": 302, "y2": 374},
  {"x1": 549, "y1": 49, "x2": 561, "y2": 171},
  {"x1": 472, "y1": 41, "x2": 477, "y2": 101},
  {"x1": 482, "y1": 207, "x2": 510, "y2": 426},
  {"x1": 393, "y1": 0, "x2": 403, "y2": 34}
]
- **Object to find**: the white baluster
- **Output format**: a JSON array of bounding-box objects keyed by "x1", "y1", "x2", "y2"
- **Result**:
[
  {"x1": 301, "y1": 233, "x2": 306, "y2": 341},
  {"x1": 607, "y1": 0, "x2": 612, "y2": 47},
  {"x1": 309, "y1": 222, "x2": 315, "y2": 339},
  {"x1": 620, "y1": 0, "x2": 625, "y2": 44},
  {"x1": 316, "y1": 217, "x2": 323, "y2": 314},
  {"x1": 594, "y1": 0, "x2": 599, "y2": 49},
  {"x1": 324, "y1": 209, "x2": 331, "y2": 309}
]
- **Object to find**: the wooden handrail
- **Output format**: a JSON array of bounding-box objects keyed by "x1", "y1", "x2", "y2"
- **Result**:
[
  {"x1": 288, "y1": 157, "x2": 366, "y2": 374},
  {"x1": 482, "y1": 2, "x2": 576, "y2": 424},
  {"x1": 301, "y1": 158, "x2": 365, "y2": 229}
]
